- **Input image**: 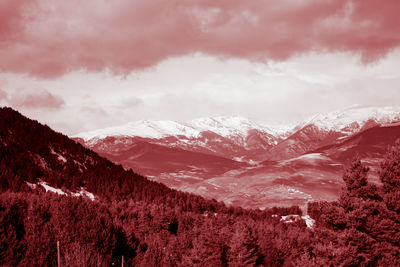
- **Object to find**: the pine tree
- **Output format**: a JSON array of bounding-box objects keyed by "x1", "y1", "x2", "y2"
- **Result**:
[
  {"x1": 342, "y1": 158, "x2": 368, "y2": 192},
  {"x1": 227, "y1": 222, "x2": 258, "y2": 267},
  {"x1": 379, "y1": 139, "x2": 400, "y2": 213},
  {"x1": 181, "y1": 221, "x2": 225, "y2": 267},
  {"x1": 340, "y1": 157, "x2": 381, "y2": 205}
]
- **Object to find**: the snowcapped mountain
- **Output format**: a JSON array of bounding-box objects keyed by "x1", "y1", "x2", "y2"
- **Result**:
[
  {"x1": 70, "y1": 106, "x2": 400, "y2": 208},
  {"x1": 74, "y1": 106, "x2": 400, "y2": 162},
  {"x1": 263, "y1": 106, "x2": 400, "y2": 160},
  {"x1": 300, "y1": 106, "x2": 400, "y2": 134},
  {"x1": 74, "y1": 116, "x2": 291, "y2": 161}
]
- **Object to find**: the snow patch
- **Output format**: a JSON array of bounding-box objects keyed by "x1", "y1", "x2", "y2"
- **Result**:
[
  {"x1": 203, "y1": 212, "x2": 217, "y2": 217},
  {"x1": 50, "y1": 147, "x2": 67, "y2": 163},
  {"x1": 71, "y1": 188, "x2": 95, "y2": 201},
  {"x1": 38, "y1": 182, "x2": 95, "y2": 201},
  {"x1": 280, "y1": 153, "x2": 332, "y2": 166},
  {"x1": 39, "y1": 182, "x2": 67, "y2": 196},
  {"x1": 301, "y1": 215, "x2": 315, "y2": 228},
  {"x1": 280, "y1": 214, "x2": 315, "y2": 228}
]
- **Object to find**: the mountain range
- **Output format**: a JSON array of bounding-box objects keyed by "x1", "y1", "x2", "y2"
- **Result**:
[
  {"x1": 75, "y1": 106, "x2": 400, "y2": 161},
  {"x1": 73, "y1": 106, "x2": 400, "y2": 209}
]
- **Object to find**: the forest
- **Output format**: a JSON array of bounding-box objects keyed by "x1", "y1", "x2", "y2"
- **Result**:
[{"x1": 1, "y1": 107, "x2": 400, "y2": 266}]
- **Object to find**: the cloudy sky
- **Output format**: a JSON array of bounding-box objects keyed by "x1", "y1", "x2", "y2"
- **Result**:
[{"x1": 1, "y1": 0, "x2": 400, "y2": 135}]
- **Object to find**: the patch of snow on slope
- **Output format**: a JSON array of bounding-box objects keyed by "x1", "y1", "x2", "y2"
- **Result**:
[
  {"x1": 280, "y1": 214, "x2": 315, "y2": 228},
  {"x1": 39, "y1": 182, "x2": 66, "y2": 196},
  {"x1": 50, "y1": 148, "x2": 67, "y2": 163},
  {"x1": 71, "y1": 188, "x2": 95, "y2": 201},
  {"x1": 280, "y1": 214, "x2": 301, "y2": 223},
  {"x1": 301, "y1": 215, "x2": 315, "y2": 228},
  {"x1": 280, "y1": 153, "x2": 332, "y2": 165},
  {"x1": 38, "y1": 182, "x2": 95, "y2": 201},
  {"x1": 296, "y1": 153, "x2": 328, "y2": 160}
]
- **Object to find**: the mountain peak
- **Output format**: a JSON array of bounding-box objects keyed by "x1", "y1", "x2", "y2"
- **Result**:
[
  {"x1": 186, "y1": 116, "x2": 267, "y2": 137},
  {"x1": 75, "y1": 119, "x2": 201, "y2": 141},
  {"x1": 302, "y1": 106, "x2": 400, "y2": 133}
]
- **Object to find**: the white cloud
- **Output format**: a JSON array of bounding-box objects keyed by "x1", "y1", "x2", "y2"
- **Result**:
[{"x1": 1, "y1": 50, "x2": 400, "y2": 134}]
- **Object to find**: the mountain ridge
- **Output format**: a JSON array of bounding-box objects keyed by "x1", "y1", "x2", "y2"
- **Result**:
[
  {"x1": 74, "y1": 106, "x2": 400, "y2": 162},
  {"x1": 75, "y1": 106, "x2": 400, "y2": 141}
]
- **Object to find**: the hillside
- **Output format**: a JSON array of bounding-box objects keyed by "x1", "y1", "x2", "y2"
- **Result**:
[
  {"x1": 0, "y1": 107, "x2": 227, "y2": 212},
  {"x1": 315, "y1": 124, "x2": 400, "y2": 162}
]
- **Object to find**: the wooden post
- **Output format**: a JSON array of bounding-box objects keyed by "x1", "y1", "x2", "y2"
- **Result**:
[
  {"x1": 121, "y1": 255, "x2": 124, "y2": 267},
  {"x1": 57, "y1": 241, "x2": 61, "y2": 267}
]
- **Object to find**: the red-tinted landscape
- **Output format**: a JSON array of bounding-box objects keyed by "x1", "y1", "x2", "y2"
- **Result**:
[{"x1": 2, "y1": 0, "x2": 400, "y2": 266}]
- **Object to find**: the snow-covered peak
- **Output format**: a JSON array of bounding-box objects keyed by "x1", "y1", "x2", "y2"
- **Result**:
[
  {"x1": 75, "y1": 119, "x2": 201, "y2": 141},
  {"x1": 262, "y1": 123, "x2": 296, "y2": 139},
  {"x1": 186, "y1": 116, "x2": 272, "y2": 137},
  {"x1": 301, "y1": 106, "x2": 400, "y2": 133}
]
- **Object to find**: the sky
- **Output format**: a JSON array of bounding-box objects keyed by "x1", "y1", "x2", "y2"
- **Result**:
[{"x1": 1, "y1": 0, "x2": 400, "y2": 135}]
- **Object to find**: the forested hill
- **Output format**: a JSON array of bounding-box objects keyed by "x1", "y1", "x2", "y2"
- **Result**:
[{"x1": 0, "y1": 106, "x2": 231, "y2": 213}]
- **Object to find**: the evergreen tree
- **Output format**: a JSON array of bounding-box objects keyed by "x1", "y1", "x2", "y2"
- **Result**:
[
  {"x1": 342, "y1": 158, "x2": 368, "y2": 192},
  {"x1": 227, "y1": 222, "x2": 258, "y2": 267},
  {"x1": 181, "y1": 221, "x2": 226, "y2": 267},
  {"x1": 380, "y1": 139, "x2": 400, "y2": 192},
  {"x1": 379, "y1": 139, "x2": 400, "y2": 213}
]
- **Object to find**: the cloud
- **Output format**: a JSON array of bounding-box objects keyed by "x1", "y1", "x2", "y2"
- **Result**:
[
  {"x1": 1, "y1": 49, "x2": 400, "y2": 135},
  {"x1": 120, "y1": 97, "x2": 143, "y2": 108},
  {"x1": 0, "y1": 89, "x2": 8, "y2": 101},
  {"x1": 0, "y1": 0, "x2": 33, "y2": 41},
  {"x1": 0, "y1": 0, "x2": 400, "y2": 77},
  {"x1": 9, "y1": 89, "x2": 65, "y2": 109}
]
